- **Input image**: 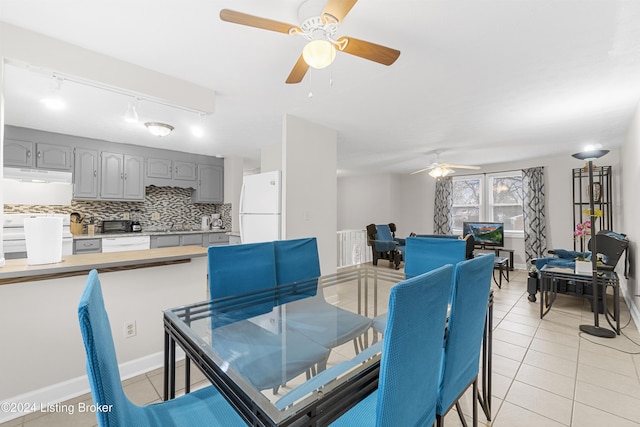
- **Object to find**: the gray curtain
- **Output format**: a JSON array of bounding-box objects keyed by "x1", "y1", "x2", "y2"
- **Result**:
[
  {"x1": 522, "y1": 167, "x2": 547, "y2": 265},
  {"x1": 433, "y1": 176, "x2": 453, "y2": 234}
]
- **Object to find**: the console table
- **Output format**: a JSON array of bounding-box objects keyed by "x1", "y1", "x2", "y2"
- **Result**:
[
  {"x1": 539, "y1": 265, "x2": 620, "y2": 334},
  {"x1": 475, "y1": 244, "x2": 514, "y2": 271}
]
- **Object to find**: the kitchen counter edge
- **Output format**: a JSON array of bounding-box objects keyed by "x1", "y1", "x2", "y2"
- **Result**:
[
  {"x1": 73, "y1": 229, "x2": 228, "y2": 239},
  {"x1": 0, "y1": 246, "x2": 207, "y2": 284}
]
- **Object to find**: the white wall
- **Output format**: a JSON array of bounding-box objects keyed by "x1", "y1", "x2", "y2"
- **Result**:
[
  {"x1": 338, "y1": 149, "x2": 621, "y2": 270},
  {"x1": 223, "y1": 156, "x2": 243, "y2": 232},
  {"x1": 0, "y1": 258, "x2": 208, "y2": 420},
  {"x1": 261, "y1": 143, "x2": 282, "y2": 172},
  {"x1": 621, "y1": 103, "x2": 640, "y2": 328},
  {"x1": 282, "y1": 115, "x2": 337, "y2": 274}
]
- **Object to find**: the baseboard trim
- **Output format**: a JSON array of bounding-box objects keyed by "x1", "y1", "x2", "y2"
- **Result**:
[
  {"x1": 0, "y1": 351, "x2": 181, "y2": 424},
  {"x1": 621, "y1": 286, "x2": 640, "y2": 335}
]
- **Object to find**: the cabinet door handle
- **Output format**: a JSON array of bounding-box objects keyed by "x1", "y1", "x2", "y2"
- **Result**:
[
  {"x1": 120, "y1": 173, "x2": 124, "y2": 179},
  {"x1": 94, "y1": 170, "x2": 97, "y2": 177},
  {"x1": 37, "y1": 151, "x2": 41, "y2": 158},
  {"x1": 124, "y1": 173, "x2": 128, "y2": 180},
  {"x1": 26, "y1": 150, "x2": 31, "y2": 158}
]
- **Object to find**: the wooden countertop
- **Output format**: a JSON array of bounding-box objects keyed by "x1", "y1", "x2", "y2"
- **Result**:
[{"x1": 0, "y1": 246, "x2": 207, "y2": 285}]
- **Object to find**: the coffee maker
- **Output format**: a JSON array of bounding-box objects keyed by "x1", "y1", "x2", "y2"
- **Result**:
[
  {"x1": 130, "y1": 209, "x2": 142, "y2": 232},
  {"x1": 211, "y1": 213, "x2": 223, "y2": 229}
]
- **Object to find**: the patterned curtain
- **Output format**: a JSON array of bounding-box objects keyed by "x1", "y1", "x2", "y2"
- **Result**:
[
  {"x1": 522, "y1": 167, "x2": 547, "y2": 265},
  {"x1": 433, "y1": 176, "x2": 453, "y2": 234}
]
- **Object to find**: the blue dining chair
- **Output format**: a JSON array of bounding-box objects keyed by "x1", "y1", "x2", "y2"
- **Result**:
[
  {"x1": 274, "y1": 238, "x2": 373, "y2": 352},
  {"x1": 207, "y1": 242, "x2": 329, "y2": 392},
  {"x1": 330, "y1": 264, "x2": 454, "y2": 427},
  {"x1": 77, "y1": 269, "x2": 247, "y2": 427},
  {"x1": 436, "y1": 254, "x2": 494, "y2": 427}
]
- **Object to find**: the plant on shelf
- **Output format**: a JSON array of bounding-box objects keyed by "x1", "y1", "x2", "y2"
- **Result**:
[{"x1": 573, "y1": 209, "x2": 603, "y2": 261}]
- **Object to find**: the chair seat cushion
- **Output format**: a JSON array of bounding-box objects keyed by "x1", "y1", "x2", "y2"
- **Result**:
[
  {"x1": 284, "y1": 296, "x2": 373, "y2": 347},
  {"x1": 211, "y1": 319, "x2": 329, "y2": 390},
  {"x1": 138, "y1": 385, "x2": 246, "y2": 426}
]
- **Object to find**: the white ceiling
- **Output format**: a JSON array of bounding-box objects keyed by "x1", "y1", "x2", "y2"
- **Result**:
[{"x1": 2, "y1": 0, "x2": 640, "y2": 175}]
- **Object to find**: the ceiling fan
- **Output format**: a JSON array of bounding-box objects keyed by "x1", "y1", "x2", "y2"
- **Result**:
[
  {"x1": 410, "y1": 152, "x2": 481, "y2": 178},
  {"x1": 219, "y1": 0, "x2": 401, "y2": 84}
]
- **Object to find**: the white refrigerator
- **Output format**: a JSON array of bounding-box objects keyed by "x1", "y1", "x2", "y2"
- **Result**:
[{"x1": 239, "y1": 170, "x2": 281, "y2": 243}]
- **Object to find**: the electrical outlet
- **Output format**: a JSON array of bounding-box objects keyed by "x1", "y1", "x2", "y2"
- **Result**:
[
  {"x1": 123, "y1": 212, "x2": 130, "y2": 220},
  {"x1": 124, "y1": 321, "x2": 136, "y2": 338},
  {"x1": 151, "y1": 212, "x2": 160, "y2": 220}
]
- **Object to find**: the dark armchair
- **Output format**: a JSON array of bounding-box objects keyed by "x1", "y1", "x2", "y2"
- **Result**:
[{"x1": 366, "y1": 223, "x2": 405, "y2": 269}]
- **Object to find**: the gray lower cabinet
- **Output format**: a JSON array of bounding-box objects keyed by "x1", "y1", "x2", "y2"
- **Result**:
[
  {"x1": 73, "y1": 238, "x2": 102, "y2": 254},
  {"x1": 207, "y1": 233, "x2": 229, "y2": 246},
  {"x1": 4, "y1": 139, "x2": 72, "y2": 171},
  {"x1": 150, "y1": 233, "x2": 204, "y2": 248},
  {"x1": 192, "y1": 164, "x2": 223, "y2": 203},
  {"x1": 101, "y1": 152, "x2": 144, "y2": 200},
  {"x1": 73, "y1": 148, "x2": 99, "y2": 199},
  {"x1": 228, "y1": 234, "x2": 241, "y2": 245}
]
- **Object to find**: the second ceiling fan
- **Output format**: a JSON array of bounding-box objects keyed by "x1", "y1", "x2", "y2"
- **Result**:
[{"x1": 219, "y1": 0, "x2": 401, "y2": 84}]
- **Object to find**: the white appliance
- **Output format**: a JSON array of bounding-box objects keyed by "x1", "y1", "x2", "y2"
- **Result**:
[
  {"x1": 239, "y1": 171, "x2": 281, "y2": 243},
  {"x1": 102, "y1": 235, "x2": 151, "y2": 253},
  {"x1": 2, "y1": 213, "x2": 73, "y2": 260}
]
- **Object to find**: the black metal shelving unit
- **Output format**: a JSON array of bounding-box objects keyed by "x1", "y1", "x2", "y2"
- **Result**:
[{"x1": 572, "y1": 165, "x2": 612, "y2": 251}]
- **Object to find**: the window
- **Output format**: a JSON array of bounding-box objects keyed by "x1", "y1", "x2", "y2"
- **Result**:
[{"x1": 452, "y1": 171, "x2": 523, "y2": 233}]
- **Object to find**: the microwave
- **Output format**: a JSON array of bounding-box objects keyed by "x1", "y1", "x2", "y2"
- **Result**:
[{"x1": 102, "y1": 220, "x2": 132, "y2": 233}]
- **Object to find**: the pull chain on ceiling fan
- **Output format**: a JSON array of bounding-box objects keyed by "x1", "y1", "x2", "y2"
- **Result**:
[{"x1": 219, "y1": 0, "x2": 401, "y2": 84}]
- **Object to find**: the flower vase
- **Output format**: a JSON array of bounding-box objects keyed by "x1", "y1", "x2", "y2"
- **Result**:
[{"x1": 575, "y1": 260, "x2": 592, "y2": 275}]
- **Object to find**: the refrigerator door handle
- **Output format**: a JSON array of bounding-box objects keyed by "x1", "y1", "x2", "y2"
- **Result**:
[{"x1": 239, "y1": 214, "x2": 244, "y2": 243}]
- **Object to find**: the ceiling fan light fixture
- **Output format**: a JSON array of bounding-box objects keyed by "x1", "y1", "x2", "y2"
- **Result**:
[
  {"x1": 302, "y1": 40, "x2": 336, "y2": 69},
  {"x1": 145, "y1": 122, "x2": 174, "y2": 137},
  {"x1": 428, "y1": 167, "x2": 453, "y2": 178}
]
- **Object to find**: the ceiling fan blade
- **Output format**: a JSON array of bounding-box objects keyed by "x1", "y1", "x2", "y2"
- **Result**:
[
  {"x1": 336, "y1": 36, "x2": 400, "y2": 66},
  {"x1": 220, "y1": 9, "x2": 300, "y2": 34},
  {"x1": 286, "y1": 55, "x2": 310, "y2": 84},
  {"x1": 441, "y1": 164, "x2": 481, "y2": 170},
  {"x1": 410, "y1": 167, "x2": 433, "y2": 175},
  {"x1": 322, "y1": 0, "x2": 359, "y2": 23}
]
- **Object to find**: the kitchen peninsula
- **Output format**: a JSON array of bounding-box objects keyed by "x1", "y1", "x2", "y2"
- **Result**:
[{"x1": 0, "y1": 245, "x2": 211, "y2": 419}]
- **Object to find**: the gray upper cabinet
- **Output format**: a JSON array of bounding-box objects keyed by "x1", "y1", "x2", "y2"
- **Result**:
[
  {"x1": 145, "y1": 157, "x2": 197, "y2": 188},
  {"x1": 146, "y1": 157, "x2": 172, "y2": 179},
  {"x1": 192, "y1": 164, "x2": 223, "y2": 203},
  {"x1": 73, "y1": 148, "x2": 99, "y2": 199},
  {"x1": 37, "y1": 143, "x2": 73, "y2": 170},
  {"x1": 100, "y1": 152, "x2": 144, "y2": 200},
  {"x1": 4, "y1": 139, "x2": 72, "y2": 171},
  {"x1": 174, "y1": 161, "x2": 197, "y2": 181},
  {"x1": 4, "y1": 139, "x2": 34, "y2": 167}
]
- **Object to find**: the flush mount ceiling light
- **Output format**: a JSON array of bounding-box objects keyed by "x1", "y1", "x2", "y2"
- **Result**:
[
  {"x1": 145, "y1": 122, "x2": 174, "y2": 137},
  {"x1": 428, "y1": 166, "x2": 453, "y2": 178}
]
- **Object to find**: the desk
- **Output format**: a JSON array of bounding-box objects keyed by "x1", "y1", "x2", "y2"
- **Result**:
[
  {"x1": 163, "y1": 266, "x2": 494, "y2": 426},
  {"x1": 539, "y1": 265, "x2": 620, "y2": 334}
]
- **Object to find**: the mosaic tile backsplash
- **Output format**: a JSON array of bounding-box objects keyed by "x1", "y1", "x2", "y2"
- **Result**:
[{"x1": 4, "y1": 186, "x2": 232, "y2": 233}]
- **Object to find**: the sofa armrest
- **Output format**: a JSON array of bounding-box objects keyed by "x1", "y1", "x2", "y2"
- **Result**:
[{"x1": 372, "y1": 240, "x2": 398, "y2": 252}]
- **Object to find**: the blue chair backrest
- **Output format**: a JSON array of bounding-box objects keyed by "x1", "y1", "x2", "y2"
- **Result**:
[
  {"x1": 437, "y1": 254, "x2": 494, "y2": 413},
  {"x1": 375, "y1": 224, "x2": 394, "y2": 241},
  {"x1": 208, "y1": 242, "x2": 278, "y2": 322},
  {"x1": 274, "y1": 237, "x2": 320, "y2": 303},
  {"x1": 376, "y1": 264, "x2": 454, "y2": 426},
  {"x1": 78, "y1": 269, "x2": 132, "y2": 426},
  {"x1": 404, "y1": 237, "x2": 466, "y2": 278}
]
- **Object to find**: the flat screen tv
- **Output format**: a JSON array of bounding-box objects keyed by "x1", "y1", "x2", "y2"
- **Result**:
[{"x1": 463, "y1": 222, "x2": 504, "y2": 247}]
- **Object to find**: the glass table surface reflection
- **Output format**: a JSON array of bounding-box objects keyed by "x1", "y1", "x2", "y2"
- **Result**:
[{"x1": 163, "y1": 267, "x2": 406, "y2": 427}]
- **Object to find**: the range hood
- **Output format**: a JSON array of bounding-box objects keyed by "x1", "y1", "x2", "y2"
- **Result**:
[{"x1": 3, "y1": 167, "x2": 73, "y2": 183}]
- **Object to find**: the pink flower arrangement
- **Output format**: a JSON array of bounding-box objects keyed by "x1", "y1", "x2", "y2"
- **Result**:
[{"x1": 574, "y1": 220, "x2": 591, "y2": 240}]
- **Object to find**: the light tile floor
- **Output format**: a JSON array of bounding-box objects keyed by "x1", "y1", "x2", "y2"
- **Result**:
[{"x1": 3, "y1": 267, "x2": 640, "y2": 426}]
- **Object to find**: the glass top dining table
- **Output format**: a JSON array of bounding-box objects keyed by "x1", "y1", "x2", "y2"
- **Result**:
[{"x1": 163, "y1": 266, "x2": 406, "y2": 427}]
